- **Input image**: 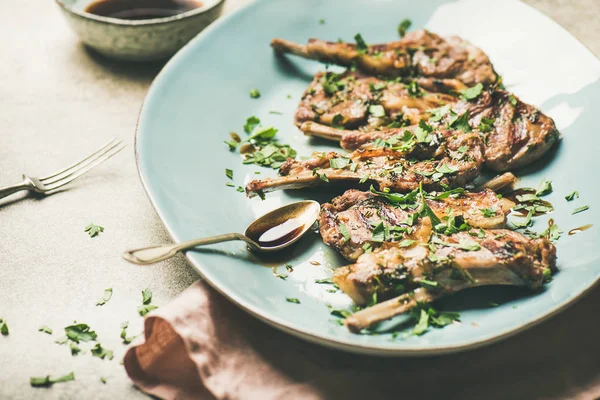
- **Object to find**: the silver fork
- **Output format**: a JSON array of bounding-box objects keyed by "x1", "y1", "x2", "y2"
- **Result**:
[{"x1": 0, "y1": 138, "x2": 125, "y2": 201}]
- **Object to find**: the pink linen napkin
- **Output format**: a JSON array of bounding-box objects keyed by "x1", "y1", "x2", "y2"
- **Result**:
[{"x1": 124, "y1": 280, "x2": 600, "y2": 400}]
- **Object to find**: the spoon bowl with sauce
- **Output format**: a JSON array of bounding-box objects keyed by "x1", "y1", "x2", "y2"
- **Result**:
[
  {"x1": 55, "y1": 0, "x2": 225, "y2": 61},
  {"x1": 122, "y1": 200, "x2": 321, "y2": 265}
]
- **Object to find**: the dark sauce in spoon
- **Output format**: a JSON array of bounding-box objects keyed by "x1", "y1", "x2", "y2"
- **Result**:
[
  {"x1": 568, "y1": 224, "x2": 593, "y2": 236},
  {"x1": 250, "y1": 218, "x2": 306, "y2": 248},
  {"x1": 85, "y1": 0, "x2": 204, "y2": 20}
]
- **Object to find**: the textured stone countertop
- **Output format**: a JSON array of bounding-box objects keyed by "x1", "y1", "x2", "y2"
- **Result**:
[{"x1": 0, "y1": 0, "x2": 598, "y2": 399}]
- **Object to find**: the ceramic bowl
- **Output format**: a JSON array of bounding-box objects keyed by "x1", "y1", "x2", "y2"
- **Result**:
[{"x1": 55, "y1": 0, "x2": 225, "y2": 61}]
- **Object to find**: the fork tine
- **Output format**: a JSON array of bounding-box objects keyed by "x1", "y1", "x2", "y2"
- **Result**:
[
  {"x1": 41, "y1": 139, "x2": 123, "y2": 185},
  {"x1": 40, "y1": 138, "x2": 121, "y2": 181},
  {"x1": 44, "y1": 143, "x2": 126, "y2": 191}
]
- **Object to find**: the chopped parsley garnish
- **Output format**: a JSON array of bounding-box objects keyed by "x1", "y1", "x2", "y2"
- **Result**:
[
  {"x1": 539, "y1": 221, "x2": 563, "y2": 242},
  {"x1": 410, "y1": 304, "x2": 460, "y2": 335},
  {"x1": 368, "y1": 104, "x2": 386, "y2": 118},
  {"x1": 543, "y1": 268, "x2": 553, "y2": 283},
  {"x1": 315, "y1": 278, "x2": 333, "y2": 284},
  {"x1": 224, "y1": 132, "x2": 241, "y2": 150},
  {"x1": 535, "y1": 179, "x2": 553, "y2": 196},
  {"x1": 329, "y1": 157, "x2": 350, "y2": 169},
  {"x1": 431, "y1": 236, "x2": 481, "y2": 251},
  {"x1": 369, "y1": 82, "x2": 386, "y2": 92},
  {"x1": 269, "y1": 110, "x2": 283, "y2": 115},
  {"x1": 64, "y1": 323, "x2": 97, "y2": 343},
  {"x1": 435, "y1": 163, "x2": 458, "y2": 175},
  {"x1": 565, "y1": 191, "x2": 579, "y2": 201},
  {"x1": 39, "y1": 325, "x2": 53, "y2": 334},
  {"x1": 243, "y1": 116, "x2": 261, "y2": 134},
  {"x1": 84, "y1": 223, "x2": 104, "y2": 238},
  {"x1": 459, "y1": 83, "x2": 483, "y2": 101},
  {"x1": 339, "y1": 223, "x2": 351, "y2": 243},
  {"x1": 406, "y1": 81, "x2": 422, "y2": 97},
  {"x1": 412, "y1": 309, "x2": 430, "y2": 335},
  {"x1": 312, "y1": 168, "x2": 329, "y2": 182},
  {"x1": 457, "y1": 146, "x2": 468, "y2": 153},
  {"x1": 478, "y1": 117, "x2": 495, "y2": 133},
  {"x1": 448, "y1": 111, "x2": 471, "y2": 132},
  {"x1": 572, "y1": 205, "x2": 589, "y2": 215},
  {"x1": 398, "y1": 239, "x2": 416, "y2": 247},
  {"x1": 142, "y1": 288, "x2": 153, "y2": 305},
  {"x1": 225, "y1": 182, "x2": 235, "y2": 187},
  {"x1": 508, "y1": 94, "x2": 517, "y2": 106},
  {"x1": 138, "y1": 305, "x2": 158, "y2": 317},
  {"x1": 428, "y1": 105, "x2": 450, "y2": 122},
  {"x1": 331, "y1": 114, "x2": 344, "y2": 129},
  {"x1": 249, "y1": 89, "x2": 260, "y2": 99},
  {"x1": 397, "y1": 19, "x2": 412, "y2": 37},
  {"x1": 225, "y1": 169, "x2": 233, "y2": 180},
  {"x1": 246, "y1": 126, "x2": 278, "y2": 141},
  {"x1": 319, "y1": 18, "x2": 325, "y2": 24},
  {"x1": 236, "y1": 186, "x2": 244, "y2": 193},
  {"x1": 362, "y1": 242, "x2": 373, "y2": 253},
  {"x1": 69, "y1": 342, "x2": 81, "y2": 356},
  {"x1": 91, "y1": 343, "x2": 114, "y2": 360},
  {"x1": 354, "y1": 33, "x2": 368, "y2": 54},
  {"x1": 30, "y1": 372, "x2": 75, "y2": 387},
  {"x1": 96, "y1": 288, "x2": 113, "y2": 306},
  {"x1": 481, "y1": 208, "x2": 497, "y2": 218},
  {"x1": 100, "y1": 377, "x2": 107, "y2": 384},
  {"x1": 0, "y1": 318, "x2": 8, "y2": 335},
  {"x1": 286, "y1": 297, "x2": 300, "y2": 304},
  {"x1": 321, "y1": 72, "x2": 346, "y2": 95},
  {"x1": 120, "y1": 321, "x2": 135, "y2": 344}
]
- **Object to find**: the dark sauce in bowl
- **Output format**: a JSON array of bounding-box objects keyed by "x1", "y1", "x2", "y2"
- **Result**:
[{"x1": 85, "y1": 0, "x2": 204, "y2": 20}]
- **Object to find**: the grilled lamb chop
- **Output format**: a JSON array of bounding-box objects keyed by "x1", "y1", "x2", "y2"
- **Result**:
[
  {"x1": 272, "y1": 30, "x2": 497, "y2": 86},
  {"x1": 295, "y1": 70, "x2": 457, "y2": 131},
  {"x1": 336, "y1": 230, "x2": 556, "y2": 332},
  {"x1": 245, "y1": 129, "x2": 484, "y2": 198},
  {"x1": 300, "y1": 87, "x2": 558, "y2": 171},
  {"x1": 319, "y1": 187, "x2": 514, "y2": 261}
]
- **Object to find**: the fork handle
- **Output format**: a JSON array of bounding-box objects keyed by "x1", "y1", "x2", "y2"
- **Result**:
[{"x1": 0, "y1": 180, "x2": 32, "y2": 200}]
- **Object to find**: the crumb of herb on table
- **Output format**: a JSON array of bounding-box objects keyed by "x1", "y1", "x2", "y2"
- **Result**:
[
  {"x1": 84, "y1": 223, "x2": 104, "y2": 238},
  {"x1": 96, "y1": 288, "x2": 113, "y2": 306}
]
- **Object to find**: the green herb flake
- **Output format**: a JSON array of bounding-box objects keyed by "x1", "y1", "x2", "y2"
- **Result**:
[
  {"x1": 315, "y1": 278, "x2": 333, "y2": 284},
  {"x1": 397, "y1": 19, "x2": 412, "y2": 37},
  {"x1": 359, "y1": 174, "x2": 370, "y2": 184},
  {"x1": 565, "y1": 191, "x2": 579, "y2": 201},
  {"x1": 354, "y1": 33, "x2": 368, "y2": 54},
  {"x1": 142, "y1": 288, "x2": 153, "y2": 305},
  {"x1": 225, "y1": 182, "x2": 235, "y2": 187},
  {"x1": 329, "y1": 157, "x2": 350, "y2": 169},
  {"x1": 312, "y1": 168, "x2": 329, "y2": 182},
  {"x1": 371, "y1": 222, "x2": 386, "y2": 242},
  {"x1": 286, "y1": 297, "x2": 300, "y2": 304},
  {"x1": 225, "y1": 169, "x2": 233, "y2": 180},
  {"x1": 331, "y1": 114, "x2": 344, "y2": 129},
  {"x1": 84, "y1": 223, "x2": 104, "y2": 238},
  {"x1": 339, "y1": 223, "x2": 351, "y2": 243},
  {"x1": 38, "y1": 325, "x2": 53, "y2": 335},
  {"x1": 412, "y1": 309, "x2": 429, "y2": 335},
  {"x1": 96, "y1": 288, "x2": 113, "y2": 306},
  {"x1": 428, "y1": 105, "x2": 451, "y2": 122},
  {"x1": 138, "y1": 304, "x2": 158, "y2": 317},
  {"x1": 69, "y1": 342, "x2": 81, "y2": 356},
  {"x1": 30, "y1": 372, "x2": 75, "y2": 388},
  {"x1": 459, "y1": 83, "x2": 483, "y2": 101},
  {"x1": 91, "y1": 343, "x2": 114, "y2": 361},
  {"x1": 362, "y1": 242, "x2": 373, "y2": 253},
  {"x1": 543, "y1": 267, "x2": 553, "y2": 283},
  {"x1": 508, "y1": 94, "x2": 517, "y2": 106},
  {"x1": 243, "y1": 116, "x2": 261, "y2": 134},
  {"x1": 478, "y1": 117, "x2": 495, "y2": 133},
  {"x1": 236, "y1": 186, "x2": 245, "y2": 193},
  {"x1": 64, "y1": 323, "x2": 97, "y2": 343},
  {"x1": 100, "y1": 377, "x2": 107, "y2": 384},
  {"x1": 418, "y1": 279, "x2": 439, "y2": 289},
  {"x1": 572, "y1": 205, "x2": 589, "y2": 215},
  {"x1": 535, "y1": 179, "x2": 553, "y2": 196},
  {"x1": 0, "y1": 319, "x2": 8, "y2": 335},
  {"x1": 319, "y1": 18, "x2": 325, "y2": 24},
  {"x1": 398, "y1": 239, "x2": 416, "y2": 247},
  {"x1": 368, "y1": 104, "x2": 386, "y2": 118},
  {"x1": 448, "y1": 111, "x2": 471, "y2": 133},
  {"x1": 249, "y1": 89, "x2": 260, "y2": 99},
  {"x1": 481, "y1": 208, "x2": 497, "y2": 218}
]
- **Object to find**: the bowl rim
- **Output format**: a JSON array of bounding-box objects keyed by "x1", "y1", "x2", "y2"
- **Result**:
[{"x1": 55, "y1": 0, "x2": 224, "y2": 26}]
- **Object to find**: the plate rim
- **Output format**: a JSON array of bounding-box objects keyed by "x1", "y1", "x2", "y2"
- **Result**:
[{"x1": 134, "y1": 0, "x2": 600, "y2": 356}]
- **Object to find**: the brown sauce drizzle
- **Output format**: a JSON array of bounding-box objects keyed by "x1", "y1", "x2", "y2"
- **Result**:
[
  {"x1": 505, "y1": 188, "x2": 553, "y2": 217},
  {"x1": 568, "y1": 224, "x2": 593, "y2": 236}
]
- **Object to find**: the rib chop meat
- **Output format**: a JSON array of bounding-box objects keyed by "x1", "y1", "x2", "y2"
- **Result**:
[
  {"x1": 319, "y1": 187, "x2": 514, "y2": 261},
  {"x1": 245, "y1": 129, "x2": 484, "y2": 198},
  {"x1": 335, "y1": 229, "x2": 557, "y2": 332},
  {"x1": 272, "y1": 30, "x2": 498, "y2": 86}
]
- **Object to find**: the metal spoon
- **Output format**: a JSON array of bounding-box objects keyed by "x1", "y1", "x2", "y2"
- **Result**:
[{"x1": 122, "y1": 200, "x2": 320, "y2": 265}]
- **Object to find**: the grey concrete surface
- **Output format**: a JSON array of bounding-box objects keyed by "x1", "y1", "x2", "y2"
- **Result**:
[{"x1": 0, "y1": 0, "x2": 598, "y2": 399}]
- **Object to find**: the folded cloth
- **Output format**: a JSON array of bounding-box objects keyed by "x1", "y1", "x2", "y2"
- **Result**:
[{"x1": 124, "y1": 280, "x2": 600, "y2": 400}]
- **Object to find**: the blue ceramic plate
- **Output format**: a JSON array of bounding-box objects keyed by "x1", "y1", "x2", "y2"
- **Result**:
[{"x1": 136, "y1": 0, "x2": 600, "y2": 355}]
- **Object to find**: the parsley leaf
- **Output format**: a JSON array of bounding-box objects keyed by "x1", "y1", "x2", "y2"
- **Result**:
[
  {"x1": 312, "y1": 168, "x2": 329, "y2": 182},
  {"x1": 371, "y1": 222, "x2": 386, "y2": 242},
  {"x1": 225, "y1": 169, "x2": 233, "y2": 180},
  {"x1": 459, "y1": 83, "x2": 483, "y2": 101},
  {"x1": 39, "y1": 325, "x2": 53, "y2": 335},
  {"x1": 286, "y1": 297, "x2": 300, "y2": 304},
  {"x1": 246, "y1": 126, "x2": 278, "y2": 142},
  {"x1": 397, "y1": 19, "x2": 412, "y2": 37},
  {"x1": 508, "y1": 94, "x2": 517, "y2": 106},
  {"x1": 30, "y1": 372, "x2": 75, "y2": 387},
  {"x1": 84, "y1": 223, "x2": 104, "y2": 238},
  {"x1": 398, "y1": 239, "x2": 416, "y2": 247},
  {"x1": 249, "y1": 89, "x2": 260, "y2": 99},
  {"x1": 354, "y1": 33, "x2": 368, "y2": 54},
  {"x1": 481, "y1": 208, "x2": 497, "y2": 218},
  {"x1": 243, "y1": 116, "x2": 260, "y2": 134},
  {"x1": 331, "y1": 114, "x2": 344, "y2": 129},
  {"x1": 91, "y1": 343, "x2": 114, "y2": 360},
  {"x1": 339, "y1": 223, "x2": 351, "y2": 243},
  {"x1": 540, "y1": 221, "x2": 563, "y2": 242},
  {"x1": 138, "y1": 305, "x2": 158, "y2": 317},
  {"x1": 329, "y1": 157, "x2": 350, "y2": 169},
  {"x1": 142, "y1": 288, "x2": 153, "y2": 305},
  {"x1": 572, "y1": 205, "x2": 589, "y2": 215},
  {"x1": 96, "y1": 288, "x2": 113, "y2": 306},
  {"x1": 448, "y1": 111, "x2": 471, "y2": 132},
  {"x1": 0, "y1": 318, "x2": 8, "y2": 335},
  {"x1": 435, "y1": 163, "x2": 458, "y2": 175},
  {"x1": 368, "y1": 104, "x2": 386, "y2": 117},
  {"x1": 412, "y1": 309, "x2": 429, "y2": 335},
  {"x1": 478, "y1": 117, "x2": 495, "y2": 133},
  {"x1": 565, "y1": 191, "x2": 579, "y2": 201},
  {"x1": 406, "y1": 81, "x2": 422, "y2": 97},
  {"x1": 428, "y1": 105, "x2": 450, "y2": 122},
  {"x1": 64, "y1": 323, "x2": 97, "y2": 343},
  {"x1": 535, "y1": 179, "x2": 553, "y2": 196}
]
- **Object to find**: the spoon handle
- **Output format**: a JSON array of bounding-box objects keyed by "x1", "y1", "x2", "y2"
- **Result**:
[{"x1": 122, "y1": 233, "x2": 257, "y2": 265}]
